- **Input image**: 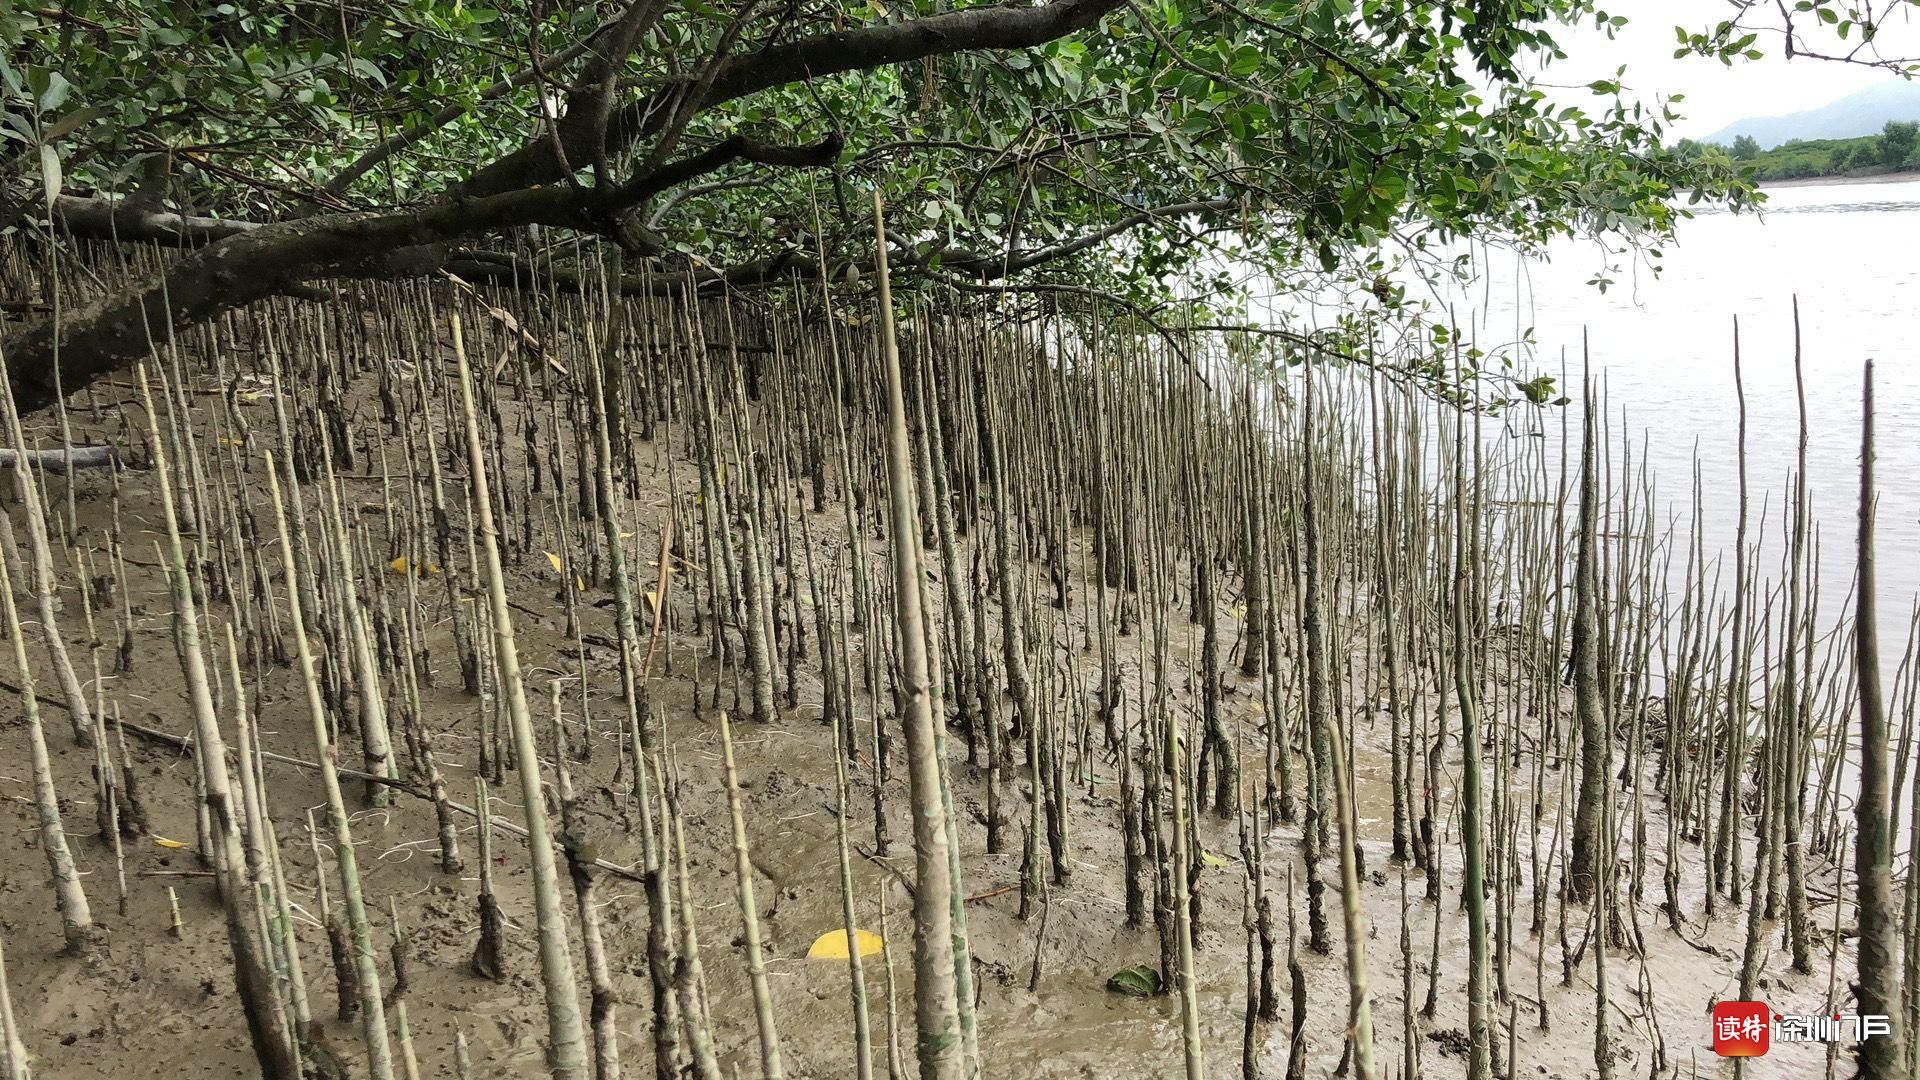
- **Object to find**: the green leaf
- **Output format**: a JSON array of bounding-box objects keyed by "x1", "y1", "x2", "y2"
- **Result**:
[
  {"x1": 38, "y1": 71, "x2": 69, "y2": 113},
  {"x1": 1105, "y1": 965, "x2": 1163, "y2": 996},
  {"x1": 38, "y1": 142, "x2": 60, "y2": 209}
]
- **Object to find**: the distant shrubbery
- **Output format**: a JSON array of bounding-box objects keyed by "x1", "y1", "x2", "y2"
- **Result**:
[{"x1": 1681, "y1": 120, "x2": 1920, "y2": 182}]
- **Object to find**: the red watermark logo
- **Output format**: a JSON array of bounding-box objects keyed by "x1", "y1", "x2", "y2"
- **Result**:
[
  {"x1": 1712, "y1": 1001, "x2": 1892, "y2": 1057},
  {"x1": 1713, "y1": 1002, "x2": 1770, "y2": 1057}
]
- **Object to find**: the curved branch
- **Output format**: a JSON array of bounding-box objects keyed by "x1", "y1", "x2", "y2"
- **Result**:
[
  {"x1": 1000, "y1": 196, "x2": 1235, "y2": 274},
  {"x1": 633, "y1": 0, "x2": 770, "y2": 177},
  {"x1": 645, "y1": 176, "x2": 766, "y2": 227},
  {"x1": 938, "y1": 276, "x2": 1207, "y2": 387},
  {"x1": 919, "y1": 196, "x2": 1236, "y2": 279}
]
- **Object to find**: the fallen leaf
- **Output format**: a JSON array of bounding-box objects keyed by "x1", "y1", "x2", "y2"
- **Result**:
[
  {"x1": 1105, "y1": 965, "x2": 1161, "y2": 996},
  {"x1": 544, "y1": 550, "x2": 564, "y2": 575},
  {"x1": 807, "y1": 928, "x2": 885, "y2": 960},
  {"x1": 153, "y1": 835, "x2": 191, "y2": 850}
]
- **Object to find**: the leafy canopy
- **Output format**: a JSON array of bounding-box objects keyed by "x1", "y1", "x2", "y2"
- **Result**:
[{"x1": 2, "y1": 0, "x2": 1755, "y2": 374}]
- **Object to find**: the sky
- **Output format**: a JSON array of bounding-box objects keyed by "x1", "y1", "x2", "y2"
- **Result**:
[{"x1": 1522, "y1": 0, "x2": 1920, "y2": 139}]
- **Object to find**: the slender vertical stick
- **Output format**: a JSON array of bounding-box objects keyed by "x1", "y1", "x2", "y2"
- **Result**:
[
  {"x1": 450, "y1": 313, "x2": 588, "y2": 1079},
  {"x1": 1854, "y1": 359, "x2": 1908, "y2": 1079},
  {"x1": 664, "y1": 754, "x2": 726, "y2": 1080},
  {"x1": 0, "y1": 933, "x2": 29, "y2": 1079},
  {"x1": 0, "y1": 353, "x2": 94, "y2": 748},
  {"x1": 1168, "y1": 721, "x2": 1205, "y2": 1079},
  {"x1": 833, "y1": 719, "x2": 877, "y2": 1080},
  {"x1": 0, "y1": 480, "x2": 93, "y2": 954},
  {"x1": 871, "y1": 191, "x2": 964, "y2": 1080},
  {"x1": 262, "y1": 454, "x2": 393, "y2": 1079},
  {"x1": 718, "y1": 712, "x2": 785, "y2": 1079}
]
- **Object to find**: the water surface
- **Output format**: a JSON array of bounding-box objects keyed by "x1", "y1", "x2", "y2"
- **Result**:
[{"x1": 1279, "y1": 178, "x2": 1920, "y2": 670}]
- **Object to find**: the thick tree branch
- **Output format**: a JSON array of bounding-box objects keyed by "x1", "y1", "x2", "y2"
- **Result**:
[
  {"x1": 461, "y1": 0, "x2": 1125, "y2": 197},
  {"x1": 576, "y1": 0, "x2": 670, "y2": 186},
  {"x1": 322, "y1": 3, "x2": 647, "y2": 195},
  {"x1": 5, "y1": 134, "x2": 841, "y2": 410},
  {"x1": 8, "y1": 188, "x2": 567, "y2": 411},
  {"x1": 50, "y1": 194, "x2": 264, "y2": 245},
  {"x1": 634, "y1": 0, "x2": 769, "y2": 178},
  {"x1": 614, "y1": 131, "x2": 843, "y2": 207},
  {"x1": 9, "y1": 0, "x2": 1122, "y2": 408}
]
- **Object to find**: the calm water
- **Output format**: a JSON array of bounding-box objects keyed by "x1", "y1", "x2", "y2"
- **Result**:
[
  {"x1": 1269, "y1": 178, "x2": 1920, "y2": 675},
  {"x1": 1490, "y1": 178, "x2": 1920, "y2": 671}
]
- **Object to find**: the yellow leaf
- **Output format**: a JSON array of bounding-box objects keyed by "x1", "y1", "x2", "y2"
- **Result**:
[
  {"x1": 544, "y1": 551, "x2": 564, "y2": 575},
  {"x1": 807, "y1": 928, "x2": 885, "y2": 960},
  {"x1": 576, "y1": 576, "x2": 587, "y2": 592},
  {"x1": 389, "y1": 556, "x2": 440, "y2": 576},
  {"x1": 645, "y1": 589, "x2": 659, "y2": 616},
  {"x1": 153, "y1": 835, "x2": 191, "y2": 850}
]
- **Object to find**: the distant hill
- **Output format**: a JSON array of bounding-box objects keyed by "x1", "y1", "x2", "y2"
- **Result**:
[{"x1": 1703, "y1": 81, "x2": 1920, "y2": 149}]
